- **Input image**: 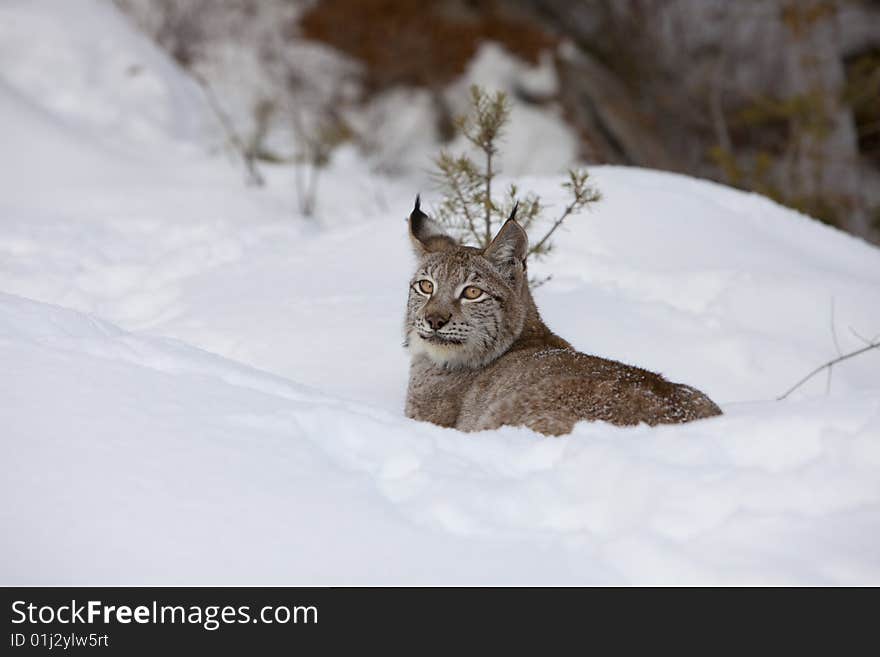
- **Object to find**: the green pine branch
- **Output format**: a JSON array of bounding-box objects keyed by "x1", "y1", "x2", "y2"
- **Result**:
[{"x1": 431, "y1": 84, "x2": 601, "y2": 261}]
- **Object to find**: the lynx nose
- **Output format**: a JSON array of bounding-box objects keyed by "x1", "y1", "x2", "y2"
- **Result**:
[{"x1": 425, "y1": 313, "x2": 450, "y2": 331}]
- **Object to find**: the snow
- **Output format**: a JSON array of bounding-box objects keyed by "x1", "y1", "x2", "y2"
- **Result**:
[
  {"x1": 447, "y1": 44, "x2": 576, "y2": 176},
  {"x1": 365, "y1": 43, "x2": 578, "y2": 176},
  {"x1": 0, "y1": 0, "x2": 212, "y2": 153},
  {"x1": 2, "y1": 0, "x2": 880, "y2": 585}
]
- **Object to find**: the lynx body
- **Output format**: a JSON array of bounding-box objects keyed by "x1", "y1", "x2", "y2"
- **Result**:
[{"x1": 403, "y1": 199, "x2": 721, "y2": 436}]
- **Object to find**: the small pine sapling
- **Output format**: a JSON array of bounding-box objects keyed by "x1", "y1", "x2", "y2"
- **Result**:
[{"x1": 431, "y1": 85, "x2": 600, "y2": 270}]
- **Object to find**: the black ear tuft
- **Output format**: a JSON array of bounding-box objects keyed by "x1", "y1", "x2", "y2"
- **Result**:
[
  {"x1": 408, "y1": 194, "x2": 453, "y2": 256},
  {"x1": 410, "y1": 194, "x2": 427, "y2": 221},
  {"x1": 409, "y1": 194, "x2": 431, "y2": 236},
  {"x1": 508, "y1": 201, "x2": 519, "y2": 222}
]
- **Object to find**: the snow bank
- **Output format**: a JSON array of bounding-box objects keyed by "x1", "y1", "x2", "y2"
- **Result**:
[
  {"x1": 2, "y1": 292, "x2": 878, "y2": 584},
  {"x1": 0, "y1": 0, "x2": 212, "y2": 153},
  {"x1": 1, "y1": 0, "x2": 880, "y2": 585}
]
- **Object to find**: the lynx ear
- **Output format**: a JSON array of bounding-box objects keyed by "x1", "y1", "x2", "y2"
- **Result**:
[
  {"x1": 408, "y1": 195, "x2": 454, "y2": 256},
  {"x1": 483, "y1": 205, "x2": 528, "y2": 279}
]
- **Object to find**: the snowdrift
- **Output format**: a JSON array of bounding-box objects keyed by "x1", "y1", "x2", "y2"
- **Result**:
[
  {"x1": 1, "y1": 0, "x2": 879, "y2": 584},
  {"x1": 3, "y1": 291, "x2": 879, "y2": 585}
]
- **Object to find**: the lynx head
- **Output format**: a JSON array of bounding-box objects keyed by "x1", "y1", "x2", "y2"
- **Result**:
[{"x1": 404, "y1": 196, "x2": 529, "y2": 369}]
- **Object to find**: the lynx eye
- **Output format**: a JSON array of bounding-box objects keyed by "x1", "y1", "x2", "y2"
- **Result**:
[
  {"x1": 416, "y1": 280, "x2": 434, "y2": 295},
  {"x1": 461, "y1": 285, "x2": 484, "y2": 301}
]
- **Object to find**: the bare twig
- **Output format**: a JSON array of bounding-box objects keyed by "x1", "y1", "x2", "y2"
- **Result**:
[
  {"x1": 830, "y1": 298, "x2": 842, "y2": 356},
  {"x1": 530, "y1": 198, "x2": 580, "y2": 256},
  {"x1": 849, "y1": 326, "x2": 880, "y2": 346},
  {"x1": 827, "y1": 297, "x2": 841, "y2": 393},
  {"x1": 194, "y1": 72, "x2": 265, "y2": 187},
  {"x1": 777, "y1": 340, "x2": 880, "y2": 400},
  {"x1": 291, "y1": 105, "x2": 310, "y2": 215}
]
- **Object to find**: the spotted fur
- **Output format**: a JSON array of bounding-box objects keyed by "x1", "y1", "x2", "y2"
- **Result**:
[{"x1": 403, "y1": 201, "x2": 722, "y2": 435}]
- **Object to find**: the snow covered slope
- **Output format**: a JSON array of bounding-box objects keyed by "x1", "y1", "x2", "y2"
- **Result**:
[
  {"x1": 1, "y1": 0, "x2": 879, "y2": 584},
  {"x1": 2, "y1": 291, "x2": 879, "y2": 585}
]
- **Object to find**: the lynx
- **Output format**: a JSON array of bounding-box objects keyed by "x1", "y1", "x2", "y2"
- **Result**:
[{"x1": 403, "y1": 197, "x2": 721, "y2": 436}]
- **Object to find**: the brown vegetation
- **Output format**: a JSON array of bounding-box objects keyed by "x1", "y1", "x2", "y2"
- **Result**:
[{"x1": 299, "y1": 0, "x2": 556, "y2": 92}]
